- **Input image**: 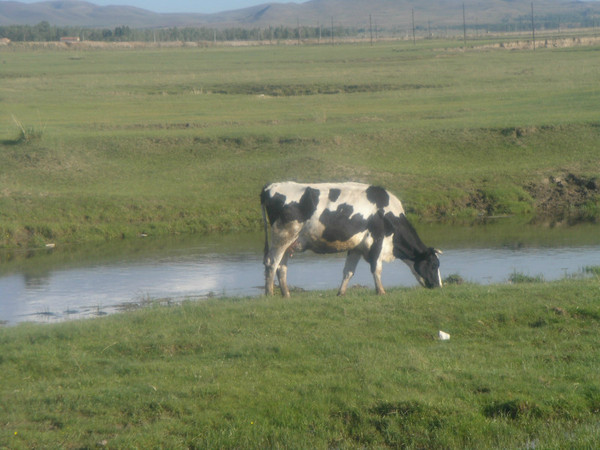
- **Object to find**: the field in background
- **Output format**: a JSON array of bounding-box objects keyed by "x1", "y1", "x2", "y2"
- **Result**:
[{"x1": 1, "y1": 37, "x2": 599, "y2": 248}]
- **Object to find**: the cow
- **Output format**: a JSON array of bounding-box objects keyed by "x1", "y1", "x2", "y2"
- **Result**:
[{"x1": 260, "y1": 181, "x2": 442, "y2": 297}]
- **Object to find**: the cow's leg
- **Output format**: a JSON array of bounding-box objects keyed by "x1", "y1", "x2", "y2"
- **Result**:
[
  {"x1": 265, "y1": 246, "x2": 286, "y2": 296},
  {"x1": 337, "y1": 250, "x2": 361, "y2": 296},
  {"x1": 265, "y1": 235, "x2": 300, "y2": 296},
  {"x1": 372, "y1": 260, "x2": 386, "y2": 295},
  {"x1": 366, "y1": 239, "x2": 386, "y2": 295},
  {"x1": 277, "y1": 250, "x2": 292, "y2": 298}
]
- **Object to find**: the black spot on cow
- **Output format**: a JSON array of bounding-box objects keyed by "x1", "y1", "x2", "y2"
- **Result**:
[
  {"x1": 366, "y1": 210, "x2": 386, "y2": 240},
  {"x1": 319, "y1": 203, "x2": 368, "y2": 242},
  {"x1": 366, "y1": 212, "x2": 387, "y2": 272},
  {"x1": 261, "y1": 186, "x2": 320, "y2": 225},
  {"x1": 366, "y1": 185, "x2": 390, "y2": 209},
  {"x1": 299, "y1": 187, "x2": 320, "y2": 221},
  {"x1": 261, "y1": 190, "x2": 287, "y2": 225},
  {"x1": 328, "y1": 188, "x2": 341, "y2": 202}
]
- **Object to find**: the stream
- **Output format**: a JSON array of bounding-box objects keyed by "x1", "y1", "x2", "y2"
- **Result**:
[{"x1": 1, "y1": 221, "x2": 598, "y2": 325}]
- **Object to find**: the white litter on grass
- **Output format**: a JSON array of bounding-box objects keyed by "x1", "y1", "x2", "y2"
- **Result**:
[{"x1": 438, "y1": 330, "x2": 451, "y2": 341}]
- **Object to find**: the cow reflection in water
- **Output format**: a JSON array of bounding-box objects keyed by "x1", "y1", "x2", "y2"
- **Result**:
[{"x1": 261, "y1": 182, "x2": 442, "y2": 297}]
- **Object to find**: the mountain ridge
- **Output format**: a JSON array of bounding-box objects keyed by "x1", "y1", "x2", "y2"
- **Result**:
[{"x1": 1, "y1": 0, "x2": 599, "y2": 29}]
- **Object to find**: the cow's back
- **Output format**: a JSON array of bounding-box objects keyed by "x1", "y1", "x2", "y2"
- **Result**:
[
  {"x1": 262, "y1": 182, "x2": 405, "y2": 224},
  {"x1": 262, "y1": 182, "x2": 405, "y2": 254}
]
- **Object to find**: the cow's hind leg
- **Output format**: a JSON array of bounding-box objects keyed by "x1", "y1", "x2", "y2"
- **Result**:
[
  {"x1": 264, "y1": 222, "x2": 301, "y2": 296},
  {"x1": 265, "y1": 242, "x2": 296, "y2": 296},
  {"x1": 338, "y1": 250, "x2": 361, "y2": 296},
  {"x1": 277, "y1": 249, "x2": 292, "y2": 298},
  {"x1": 264, "y1": 248, "x2": 283, "y2": 296}
]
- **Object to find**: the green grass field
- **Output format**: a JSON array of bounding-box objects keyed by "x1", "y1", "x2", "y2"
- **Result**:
[
  {"x1": 1, "y1": 38, "x2": 599, "y2": 447},
  {"x1": 1, "y1": 39, "x2": 599, "y2": 248},
  {"x1": 1, "y1": 279, "x2": 599, "y2": 447}
]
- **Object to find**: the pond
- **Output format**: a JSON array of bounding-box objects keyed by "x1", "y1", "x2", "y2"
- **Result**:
[{"x1": 1, "y1": 221, "x2": 598, "y2": 325}]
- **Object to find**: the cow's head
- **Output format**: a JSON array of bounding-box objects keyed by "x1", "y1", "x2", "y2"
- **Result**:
[
  {"x1": 410, "y1": 248, "x2": 442, "y2": 288},
  {"x1": 387, "y1": 213, "x2": 443, "y2": 289}
]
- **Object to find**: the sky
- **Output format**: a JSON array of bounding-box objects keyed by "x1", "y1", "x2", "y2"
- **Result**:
[
  {"x1": 9, "y1": 0, "x2": 309, "y2": 14},
  {"x1": 8, "y1": 0, "x2": 599, "y2": 15}
]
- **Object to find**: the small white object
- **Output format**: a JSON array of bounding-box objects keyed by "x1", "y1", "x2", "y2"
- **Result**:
[
  {"x1": 45, "y1": 243, "x2": 56, "y2": 249},
  {"x1": 438, "y1": 330, "x2": 451, "y2": 340}
]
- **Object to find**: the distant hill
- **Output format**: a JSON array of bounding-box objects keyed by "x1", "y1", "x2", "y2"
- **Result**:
[{"x1": 1, "y1": 0, "x2": 599, "y2": 29}]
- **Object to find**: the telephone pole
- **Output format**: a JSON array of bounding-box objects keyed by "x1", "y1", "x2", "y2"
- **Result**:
[
  {"x1": 463, "y1": 3, "x2": 467, "y2": 47},
  {"x1": 411, "y1": 8, "x2": 416, "y2": 45},
  {"x1": 531, "y1": 2, "x2": 536, "y2": 51},
  {"x1": 331, "y1": 16, "x2": 334, "y2": 45}
]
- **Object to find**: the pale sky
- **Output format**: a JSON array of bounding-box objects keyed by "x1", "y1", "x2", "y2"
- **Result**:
[
  {"x1": 8, "y1": 0, "x2": 309, "y2": 14},
  {"x1": 8, "y1": 0, "x2": 599, "y2": 15}
]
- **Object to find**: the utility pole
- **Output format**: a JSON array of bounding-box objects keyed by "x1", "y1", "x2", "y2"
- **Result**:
[
  {"x1": 318, "y1": 22, "x2": 321, "y2": 44},
  {"x1": 463, "y1": 3, "x2": 467, "y2": 48},
  {"x1": 411, "y1": 8, "x2": 416, "y2": 45},
  {"x1": 370, "y1": 14, "x2": 373, "y2": 45},
  {"x1": 531, "y1": 2, "x2": 536, "y2": 51},
  {"x1": 331, "y1": 16, "x2": 334, "y2": 45}
]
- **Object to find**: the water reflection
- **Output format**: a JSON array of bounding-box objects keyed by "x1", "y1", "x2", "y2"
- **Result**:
[{"x1": 1, "y1": 223, "x2": 599, "y2": 325}]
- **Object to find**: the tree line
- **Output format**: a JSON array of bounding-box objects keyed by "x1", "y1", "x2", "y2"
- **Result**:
[
  {"x1": 1, "y1": 13, "x2": 597, "y2": 44},
  {"x1": 0, "y1": 21, "x2": 357, "y2": 43}
]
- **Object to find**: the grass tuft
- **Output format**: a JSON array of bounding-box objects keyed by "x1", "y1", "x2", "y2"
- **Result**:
[
  {"x1": 483, "y1": 399, "x2": 544, "y2": 420},
  {"x1": 443, "y1": 273, "x2": 465, "y2": 285},
  {"x1": 508, "y1": 271, "x2": 544, "y2": 284},
  {"x1": 583, "y1": 265, "x2": 600, "y2": 276},
  {"x1": 4, "y1": 114, "x2": 44, "y2": 145}
]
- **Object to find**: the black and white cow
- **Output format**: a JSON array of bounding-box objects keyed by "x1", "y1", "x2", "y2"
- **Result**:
[{"x1": 260, "y1": 181, "x2": 442, "y2": 297}]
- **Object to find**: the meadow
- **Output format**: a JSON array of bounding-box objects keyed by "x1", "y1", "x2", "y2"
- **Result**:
[
  {"x1": 1, "y1": 279, "x2": 599, "y2": 447},
  {"x1": 1, "y1": 38, "x2": 599, "y2": 248},
  {"x1": 1, "y1": 37, "x2": 600, "y2": 448}
]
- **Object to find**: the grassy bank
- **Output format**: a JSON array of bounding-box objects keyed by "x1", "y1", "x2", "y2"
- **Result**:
[
  {"x1": 1, "y1": 279, "x2": 599, "y2": 447},
  {"x1": 1, "y1": 40, "x2": 599, "y2": 248}
]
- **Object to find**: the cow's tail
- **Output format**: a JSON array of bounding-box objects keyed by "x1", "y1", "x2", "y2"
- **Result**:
[{"x1": 261, "y1": 195, "x2": 270, "y2": 267}]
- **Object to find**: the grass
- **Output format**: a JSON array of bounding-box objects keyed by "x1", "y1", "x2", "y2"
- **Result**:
[
  {"x1": 1, "y1": 39, "x2": 599, "y2": 248},
  {"x1": 508, "y1": 271, "x2": 545, "y2": 284},
  {"x1": 2, "y1": 115, "x2": 45, "y2": 145},
  {"x1": 2, "y1": 37, "x2": 599, "y2": 447},
  {"x1": 584, "y1": 265, "x2": 600, "y2": 276},
  {"x1": 1, "y1": 279, "x2": 599, "y2": 447}
]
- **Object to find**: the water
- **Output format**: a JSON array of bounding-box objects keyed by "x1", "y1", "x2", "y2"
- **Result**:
[{"x1": 1, "y1": 224, "x2": 598, "y2": 325}]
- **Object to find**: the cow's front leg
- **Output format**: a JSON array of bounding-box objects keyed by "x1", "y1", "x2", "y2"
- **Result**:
[
  {"x1": 338, "y1": 250, "x2": 361, "y2": 296},
  {"x1": 277, "y1": 250, "x2": 292, "y2": 298},
  {"x1": 371, "y1": 260, "x2": 386, "y2": 295}
]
